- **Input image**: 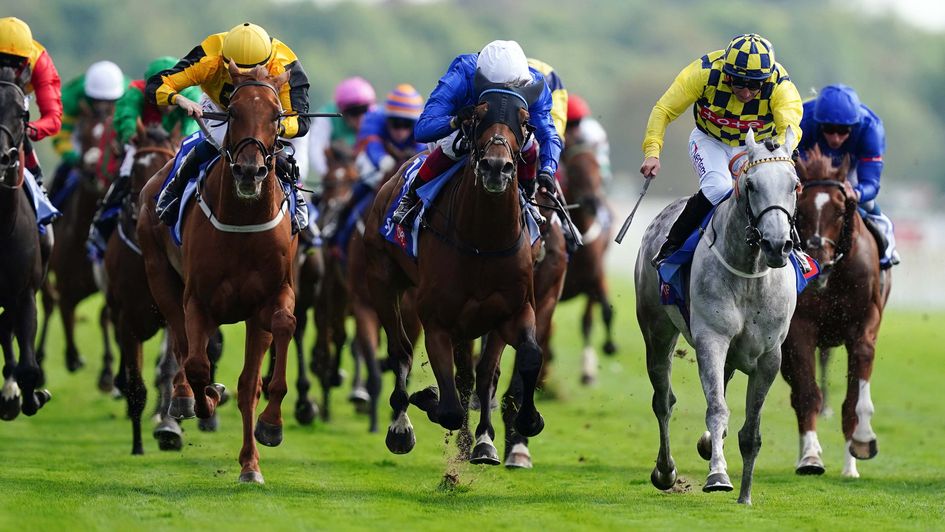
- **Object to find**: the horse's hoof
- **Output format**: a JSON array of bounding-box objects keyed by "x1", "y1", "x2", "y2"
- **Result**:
[
  {"x1": 437, "y1": 406, "x2": 464, "y2": 431},
  {"x1": 154, "y1": 423, "x2": 183, "y2": 451},
  {"x1": 218, "y1": 387, "x2": 231, "y2": 407},
  {"x1": 20, "y1": 390, "x2": 50, "y2": 417},
  {"x1": 0, "y1": 394, "x2": 22, "y2": 421},
  {"x1": 796, "y1": 455, "x2": 825, "y2": 475},
  {"x1": 386, "y1": 420, "x2": 416, "y2": 455},
  {"x1": 603, "y1": 340, "x2": 618, "y2": 356},
  {"x1": 198, "y1": 414, "x2": 219, "y2": 432},
  {"x1": 409, "y1": 386, "x2": 440, "y2": 422},
  {"x1": 110, "y1": 387, "x2": 124, "y2": 400},
  {"x1": 851, "y1": 439, "x2": 878, "y2": 460},
  {"x1": 697, "y1": 431, "x2": 712, "y2": 461},
  {"x1": 514, "y1": 410, "x2": 545, "y2": 438},
  {"x1": 254, "y1": 417, "x2": 283, "y2": 447},
  {"x1": 504, "y1": 443, "x2": 533, "y2": 469},
  {"x1": 168, "y1": 396, "x2": 196, "y2": 420},
  {"x1": 97, "y1": 371, "x2": 115, "y2": 393},
  {"x1": 651, "y1": 466, "x2": 677, "y2": 490},
  {"x1": 703, "y1": 472, "x2": 734, "y2": 492},
  {"x1": 132, "y1": 444, "x2": 144, "y2": 456},
  {"x1": 205, "y1": 383, "x2": 226, "y2": 406},
  {"x1": 580, "y1": 373, "x2": 596, "y2": 386},
  {"x1": 295, "y1": 400, "x2": 318, "y2": 425},
  {"x1": 349, "y1": 385, "x2": 370, "y2": 404},
  {"x1": 66, "y1": 356, "x2": 85, "y2": 373},
  {"x1": 330, "y1": 369, "x2": 346, "y2": 388},
  {"x1": 470, "y1": 437, "x2": 500, "y2": 465},
  {"x1": 238, "y1": 471, "x2": 265, "y2": 484}
]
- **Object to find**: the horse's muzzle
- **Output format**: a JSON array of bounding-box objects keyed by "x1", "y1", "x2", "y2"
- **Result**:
[
  {"x1": 477, "y1": 156, "x2": 514, "y2": 194},
  {"x1": 233, "y1": 163, "x2": 269, "y2": 199},
  {"x1": 760, "y1": 238, "x2": 792, "y2": 268}
]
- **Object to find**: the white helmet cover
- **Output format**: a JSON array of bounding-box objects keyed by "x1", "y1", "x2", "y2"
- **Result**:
[
  {"x1": 85, "y1": 60, "x2": 125, "y2": 100},
  {"x1": 476, "y1": 40, "x2": 531, "y2": 86}
]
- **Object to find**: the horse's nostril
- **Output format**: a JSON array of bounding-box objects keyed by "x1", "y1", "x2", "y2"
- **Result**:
[
  {"x1": 232, "y1": 164, "x2": 243, "y2": 176},
  {"x1": 502, "y1": 162, "x2": 514, "y2": 175},
  {"x1": 255, "y1": 165, "x2": 268, "y2": 178},
  {"x1": 783, "y1": 240, "x2": 794, "y2": 254}
]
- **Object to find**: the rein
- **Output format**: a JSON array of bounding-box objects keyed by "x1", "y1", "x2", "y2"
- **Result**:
[{"x1": 0, "y1": 80, "x2": 28, "y2": 189}]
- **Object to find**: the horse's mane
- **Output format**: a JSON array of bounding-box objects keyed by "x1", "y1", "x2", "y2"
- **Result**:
[{"x1": 797, "y1": 147, "x2": 849, "y2": 183}]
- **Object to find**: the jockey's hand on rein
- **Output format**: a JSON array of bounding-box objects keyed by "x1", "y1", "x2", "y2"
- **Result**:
[
  {"x1": 450, "y1": 105, "x2": 477, "y2": 130},
  {"x1": 537, "y1": 169, "x2": 556, "y2": 193}
]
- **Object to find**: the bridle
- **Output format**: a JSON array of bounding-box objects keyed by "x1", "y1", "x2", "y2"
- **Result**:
[
  {"x1": 738, "y1": 155, "x2": 798, "y2": 247},
  {"x1": 799, "y1": 179, "x2": 853, "y2": 272},
  {"x1": 0, "y1": 79, "x2": 28, "y2": 189},
  {"x1": 203, "y1": 80, "x2": 286, "y2": 173}
]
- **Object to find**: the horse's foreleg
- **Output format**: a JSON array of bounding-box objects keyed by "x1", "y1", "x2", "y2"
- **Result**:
[
  {"x1": 59, "y1": 297, "x2": 84, "y2": 372},
  {"x1": 695, "y1": 335, "x2": 733, "y2": 493},
  {"x1": 453, "y1": 340, "x2": 475, "y2": 462},
  {"x1": 580, "y1": 297, "x2": 597, "y2": 385},
  {"x1": 182, "y1": 300, "x2": 217, "y2": 419},
  {"x1": 818, "y1": 347, "x2": 833, "y2": 417},
  {"x1": 153, "y1": 333, "x2": 183, "y2": 451},
  {"x1": 422, "y1": 327, "x2": 462, "y2": 431},
  {"x1": 292, "y1": 309, "x2": 317, "y2": 426},
  {"x1": 0, "y1": 313, "x2": 22, "y2": 421},
  {"x1": 116, "y1": 317, "x2": 146, "y2": 454},
  {"x1": 501, "y1": 305, "x2": 543, "y2": 439},
  {"x1": 843, "y1": 305, "x2": 881, "y2": 471},
  {"x1": 781, "y1": 324, "x2": 824, "y2": 475},
  {"x1": 13, "y1": 293, "x2": 49, "y2": 417},
  {"x1": 598, "y1": 278, "x2": 617, "y2": 356},
  {"x1": 736, "y1": 349, "x2": 780, "y2": 505},
  {"x1": 352, "y1": 301, "x2": 381, "y2": 432},
  {"x1": 237, "y1": 324, "x2": 267, "y2": 484},
  {"x1": 257, "y1": 287, "x2": 296, "y2": 448},
  {"x1": 34, "y1": 281, "x2": 55, "y2": 380},
  {"x1": 98, "y1": 304, "x2": 116, "y2": 393}
]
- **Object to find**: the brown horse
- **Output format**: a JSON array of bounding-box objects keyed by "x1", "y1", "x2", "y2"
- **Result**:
[
  {"x1": 782, "y1": 146, "x2": 891, "y2": 478},
  {"x1": 104, "y1": 122, "x2": 178, "y2": 453},
  {"x1": 0, "y1": 71, "x2": 51, "y2": 420},
  {"x1": 37, "y1": 97, "x2": 119, "y2": 390},
  {"x1": 558, "y1": 145, "x2": 616, "y2": 385},
  {"x1": 138, "y1": 64, "x2": 296, "y2": 483},
  {"x1": 364, "y1": 85, "x2": 546, "y2": 464}
]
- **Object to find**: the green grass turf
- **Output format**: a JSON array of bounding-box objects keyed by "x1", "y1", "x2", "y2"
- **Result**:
[{"x1": 2, "y1": 279, "x2": 943, "y2": 530}]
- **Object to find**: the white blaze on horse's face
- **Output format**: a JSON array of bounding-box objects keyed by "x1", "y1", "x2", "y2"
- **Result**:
[{"x1": 743, "y1": 127, "x2": 800, "y2": 268}]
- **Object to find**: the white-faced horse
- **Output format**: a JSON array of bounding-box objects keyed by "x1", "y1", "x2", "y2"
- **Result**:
[{"x1": 635, "y1": 128, "x2": 800, "y2": 504}]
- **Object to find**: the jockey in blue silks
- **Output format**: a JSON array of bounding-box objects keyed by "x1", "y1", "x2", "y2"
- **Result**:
[
  {"x1": 798, "y1": 84, "x2": 900, "y2": 269},
  {"x1": 390, "y1": 39, "x2": 563, "y2": 227},
  {"x1": 322, "y1": 83, "x2": 426, "y2": 244}
]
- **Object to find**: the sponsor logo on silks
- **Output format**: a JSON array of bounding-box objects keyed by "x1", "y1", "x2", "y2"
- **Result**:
[
  {"x1": 690, "y1": 141, "x2": 707, "y2": 176},
  {"x1": 699, "y1": 106, "x2": 767, "y2": 131},
  {"x1": 860, "y1": 155, "x2": 883, "y2": 163},
  {"x1": 395, "y1": 224, "x2": 408, "y2": 249}
]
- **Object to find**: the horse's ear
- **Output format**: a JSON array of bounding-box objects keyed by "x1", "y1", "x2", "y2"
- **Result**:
[
  {"x1": 227, "y1": 59, "x2": 246, "y2": 82},
  {"x1": 783, "y1": 125, "x2": 797, "y2": 154},
  {"x1": 474, "y1": 101, "x2": 489, "y2": 120},
  {"x1": 745, "y1": 128, "x2": 758, "y2": 150},
  {"x1": 838, "y1": 154, "x2": 851, "y2": 182},
  {"x1": 795, "y1": 154, "x2": 809, "y2": 182},
  {"x1": 272, "y1": 68, "x2": 290, "y2": 90},
  {"x1": 519, "y1": 81, "x2": 544, "y2": 106},
  {"x1": 518, "y1": 107, "x2": 530, "y2": 124}
]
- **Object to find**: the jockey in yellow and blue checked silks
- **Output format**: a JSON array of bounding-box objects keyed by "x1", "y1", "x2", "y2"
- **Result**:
[
  {"x1": 146, "y1": 22, "x2": 311, "y2": 234},
  {"x1": 640, "y1": 33, "x2": 803, "y2": 267},
  {"x1": 797, "y1": 84, "x2": 899, "y2": 269}
]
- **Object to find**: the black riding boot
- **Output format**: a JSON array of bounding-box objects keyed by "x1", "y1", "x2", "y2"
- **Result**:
[
  {"x1": 391, "y1": 177, "x2": 423, "y2": 227},
  {"x1": 155, "y1": 148, "x2": 204, "y2": 226},
  {"x1": 276, "y1": 154, "x2": 308, "y2": 235},
  {"x1": 651, "y1": 190, "x2": 714, "y2": 268},
  {"x1": 89, "y1": 174, "x2": 130, "y2": 251}
]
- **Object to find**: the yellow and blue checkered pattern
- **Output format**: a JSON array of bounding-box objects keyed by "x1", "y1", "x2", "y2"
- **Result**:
[{"x1": 722, "y1": 34, "x2": 774, "y2": 80}]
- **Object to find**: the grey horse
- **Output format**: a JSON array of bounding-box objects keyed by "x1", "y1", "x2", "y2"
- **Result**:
[{"x1": 635, "y1": 128, "x2": 800, "y2": 504}]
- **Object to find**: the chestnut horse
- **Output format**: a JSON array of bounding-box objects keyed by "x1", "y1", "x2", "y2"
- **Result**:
[
  {"x1": 558, "y1": 146, "x2": 616, "y2": 385},
  {"x1": 37, "y1": 97, "x2": 119, "y2": 390},
  {"x1": 0, "y1": 70, "x2": 52, "y2": 420},
  {"x1": 782, "y1": 146, "x2": 891, "y2": 478},
  {"x1": 364, "y1": 84, "x2": 546, "y2": 464},
  {"x1": 138, "y1": 64, "x2": 296, "y2": 483}
]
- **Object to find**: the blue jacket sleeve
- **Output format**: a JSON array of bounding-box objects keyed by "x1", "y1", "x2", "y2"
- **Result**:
[
  {"x1": 854, "y1": 117, "x2": 884, "y2": 203},
  {"x1": 797, "y1": 101, "x2": 817, "y2": 153},
  {"x1": 414, "y1": 55, "x2": 475, "y2": 143},
  {"x1": 528, "y1": 72, "x2": 563, "y2": 174},
  {"x1": 358, "y1": 111, "x2": 388, "y2": 168}
]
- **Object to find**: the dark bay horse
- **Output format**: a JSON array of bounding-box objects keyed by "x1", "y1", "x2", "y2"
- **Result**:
[
  {"x1": 138, "y1": 63, "x2": 296, "y2": 483},
  {"x1": 0, "y1": 69, "x2": 52, "y2": 420},
  {"x1": 636, "y1": 128, "x2": 801, "y2": 504},
  {"x1": 782, "y1": 146, "x2": 891, "y2": 478},
  {"x1": 364, "y1": 84, "x2": 546, "y2": 464},
  {"x1": 37, "y1": 96, "x2": 119, "y2": 389},
  {"x1": 558, "y1": 145, "x2": 616, "y2": 385}
]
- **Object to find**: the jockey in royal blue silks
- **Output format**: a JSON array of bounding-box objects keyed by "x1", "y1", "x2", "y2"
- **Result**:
[
  {"x1": 798, "y1": 84, "x2": 900, "y2": 269},
  {"x1": 389, "y1": 39, "x2": 563, "y2": 228},
  {"x1": 322, "y1": 83, "x2": 426, "y2": 246}
]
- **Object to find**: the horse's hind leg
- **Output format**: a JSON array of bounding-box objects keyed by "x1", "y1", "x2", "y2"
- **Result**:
[
  {"x1": 181, "y1": 302, "x2": 220, "y2": 420},
  {"x1": 580, "y1": 297, "x2": 598, "y2": 385},
  {"x1": 13, "y1": 293, "x2": 50, "y2": 417},
  {"x1": 60, "y1": 297, "x2": 85, "y2": 372},
  {"x1": 34, "y1": 281, "x2": 56, "y2": 382},
  {"x1": 98, "y1": 304, "x2": 116, "y2": 393},
  {"x1": 736, "y1": 350, "x2": 781, "y2": 505},
  {"x1": 352, "y1": 301, "x2": 381, "y2": 432},
  {"x1": 818, "y1": 347, "x2": 833, "y2": 417},
  {"x1": 843, "y1": 309, "x2": 881, "y2": 473},
  {"x1": 598, "y1": 280, "x2": 617, "y2": 356},
  {"x1": 198, "y1": 329, "x2": 225, "y2": 432},
  {"x1": 0, "y1": 313, "x2": 21, "y2": 421},
  {"x1": 641, "y1": 318, "x2": 679, "y2": 490},
  {"x1": 453, "y1": 340, "x2": 476, "y2": 462},
  {"x1": 292, "y1": 321, "x2": 318, "y2": 426},
  {"x1": 116, "y1": 317, "x2": 146, "y2": 454},
  {"x1": 153, "y1": 333, "x2": 183, "y2": 451},
  {"x1": 501, "y1": 306, "x2": 544, "y2": 439},
  {"x1": 421, "y1": 326, "x2": 463, "y2": 431}
]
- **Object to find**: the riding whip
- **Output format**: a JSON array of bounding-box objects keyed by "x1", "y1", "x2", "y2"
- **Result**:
[{"x1": 614, "y1": 176, "x2": 653, "y2": 244}]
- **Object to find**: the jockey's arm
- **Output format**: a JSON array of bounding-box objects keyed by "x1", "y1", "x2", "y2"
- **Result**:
[
  {"x1": 51, "y1": 76, "x2": 85, "y2": 164},
  {"x1": 641, "y1": 58, "x2": 705, "y2": 159},
  {"x1": 415, "y1": 56, "x2": 472, "y2": 143},
  {"x1": 274, "y1": 52, "x2": 310, "y2": 138},
  {"x1": 770, "y1": 77, "x2": 803, "y2": 147},
  {"x1": 26, "y1": 50, "x2": 62, "y2": 141},
  {"x1": 529, "y1": 78, "x2": 563, "y2": 175},
  {"x1": 146, "y1": 42, "x2": 214, "y2": 107},
  {"x1": 854, "y1": 121, "x2": 885, "y2": 203}
]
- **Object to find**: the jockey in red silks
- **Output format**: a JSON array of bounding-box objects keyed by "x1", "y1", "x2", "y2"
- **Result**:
[
  {"x1": 0, "y1": 16, "x2": 63, "y2": 228},
  {"x1": 390, "y1": 40, "x2": 562, "y2": 228}
]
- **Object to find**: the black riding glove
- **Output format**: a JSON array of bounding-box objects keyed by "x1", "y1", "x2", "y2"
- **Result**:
[{"x1": 537, "y1": 169, "x2": 556, "y2": 193}]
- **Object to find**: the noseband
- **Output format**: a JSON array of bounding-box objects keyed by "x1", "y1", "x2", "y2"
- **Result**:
[
  {"x1": 205, "y1": 80, "x2": 284, "y2": 172},
  {"x1": 800, "y1": 179, "x2": 852, "y2": 271},
  {"x1": 739, "y1": 156, "x2": 798, "y2": 246},
  {"x1": 0, "y1": 80, "x2": 28, "y2": 188}
]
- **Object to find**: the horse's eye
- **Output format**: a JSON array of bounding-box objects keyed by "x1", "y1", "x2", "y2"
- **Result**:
[{"x1": 746, "y1": 178, "x2": 755, "y2": 192}]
